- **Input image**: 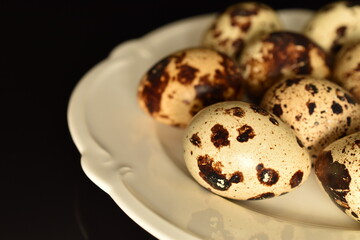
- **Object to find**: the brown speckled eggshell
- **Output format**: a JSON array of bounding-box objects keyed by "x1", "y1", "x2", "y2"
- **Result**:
[
  {"x1": 261, "y1": 76, "x2": 360, "y2": 162},
  {"x1": 315, "y1": 131, "x2": 360, "y2": 223},
  {"x1": 202, "y1": 2, "x2": 282, "y2": 59},
  {"x1": 333, "y1": 41, "x2": 360, "y2": 102},
  {"x1": 183, "y1": 101, "x2": 311, "y2": 200},
  {"x1": 239, "y1": 31, "x2": 330, "y2": 100},
  {"x1": 137, "y1": 48, "x2": 244, "y2": 128},
  {"x1": 303, "y1": 1, "x2": 360, "y2": 56}
]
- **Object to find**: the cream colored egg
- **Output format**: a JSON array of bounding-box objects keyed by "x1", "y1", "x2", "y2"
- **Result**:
[
  {"x1": 202, "y1": 2, "x2": 282, "y2": 59},
  {"x1": 333, "y1": 41, "x2": 360, "y2": 102},
  {"x1": 261, "y1": 76, "x2": 360, "y2": 162},
  {"x1": 315, "y1": 131, "x2": 360, "y2": 223},
  {"x1": 239, "y1": 31, "x2": 330, "y2": 100},
  {"x1": 183, "y1": 101, "x2": 311, "y2": 200},
  {"x1": 303, "y1": 1, "x2": 360, "y2": 56},
  {"x1": 137, "y1": 47, "x2": 243, "y2": 128}
]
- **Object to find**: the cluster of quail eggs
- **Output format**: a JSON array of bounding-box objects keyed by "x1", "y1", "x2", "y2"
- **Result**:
[{"x1": 137, "y1": 1, "x2": 360, "y2": 223}]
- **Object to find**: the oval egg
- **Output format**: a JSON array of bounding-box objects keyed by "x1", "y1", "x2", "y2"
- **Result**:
[
  {"x1": 183, "y1": 101, "x2": 311, "y2": 200},
  {"x1": 137, "y1": 47, "x2": 244, "y2": 127},
  {"x1": 261, "y1": 76, "x2": 360, "y2": 162},
  {"x1": 315, "y1": 131, "x2": 360, "y2": 223},
  {"x1": 202, "y1": 2, "x2": 282, "y2": 59},
  {"x1": 239, "y1": 31, "x2": 330, "y2": 100}
]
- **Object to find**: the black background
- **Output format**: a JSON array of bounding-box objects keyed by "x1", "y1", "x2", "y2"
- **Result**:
[{"x1": 2, "y1": 0, "x2": 335, "y2": 239}]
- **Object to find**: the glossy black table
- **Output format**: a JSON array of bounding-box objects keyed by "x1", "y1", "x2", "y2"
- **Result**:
[{"x1": 2, "y1": 1, "x2": 334, "y2": 239}]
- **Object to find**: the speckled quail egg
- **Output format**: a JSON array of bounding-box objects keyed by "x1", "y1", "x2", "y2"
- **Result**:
[
  {"x1": 315, "y1": 131, "x2": 360, "y2": 223},
  {"x1": 183, "y1": 101, "x2": 311, "y2": 200},
  {"x1": 303, "y1": 1, "x2": 360, "y2": 56},
  {"x1": 137, "y1": 47, "x2": 244, "y2": 128},
  {"x1": 333, "y1": 41, "x2": 360, "y2": 102},
  {"x1": 261, "y1": 76, "x2": 360, "y2": 162},
  {"x1": 202, "y1": 2, "x2": 282, "y2": 59},
  {"x1": 239, "y1": 31, "x2": 330, "y2": 100}
]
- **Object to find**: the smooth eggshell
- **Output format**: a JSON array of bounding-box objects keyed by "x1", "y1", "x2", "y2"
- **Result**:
[
  {"x1": 315, "y1": 131, "x2": 360, "y2": 223},
  {"x1": 137, "y1": 47, "x2": 243, "y2": 127},
  {"x1": 333, "y1": 41, "x2": 360, "y2": 102},
  {"x1": 183, "y1": 101, "x2": 311, "y2": 200},
  {"x1": 202, "y1": 2, "x2": 282, "y2": 59},
  {"x1": 303, "y1": 1, "x2": 360, "y2": 56},
  {"x1": 239, "y1": 31, "x2": 330, "y2": 100},
  {"x1": 261, "y1": 76, "x2": 360, "y2": 162}
]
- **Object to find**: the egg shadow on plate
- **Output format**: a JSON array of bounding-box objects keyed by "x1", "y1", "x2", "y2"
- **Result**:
[{"x1": 154, "y1": 122, "x2": 192, "y2": 177}]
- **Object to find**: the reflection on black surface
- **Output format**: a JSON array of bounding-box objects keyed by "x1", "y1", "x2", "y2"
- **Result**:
[{"x1": 74, "y1": 170, "x2": 157, "y2": 240}]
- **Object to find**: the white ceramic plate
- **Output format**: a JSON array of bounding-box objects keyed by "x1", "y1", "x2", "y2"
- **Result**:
[{"x1": 68, "y1": 9, "x2": 360, "y2": 240}]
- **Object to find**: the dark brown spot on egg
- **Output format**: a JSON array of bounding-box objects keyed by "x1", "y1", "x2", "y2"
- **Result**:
[
  {"x1": 139, "y1": 57, "x2": 171, "y2": 114},
  {"x1": 239, "y1": 21, "x2": 251, "y2": 32},
  {"x1": 285, "y1": 77, "x2": 304, "y2": 86},
  {"x1": 355, "y1": 140, "x2": 360, "y2": 148},
  {"x1": 306, "y1": 101, "x2": 316, "y2": 115},
  {"x1": 345, "y1": 93, "x2": 357, "y2": 105},
  {"x1": 229, "y1": 171, "x2": 244, "y2": 183},
  {"x1": 295, "y1": 114, "x2": 302, "y2": 121},
  {"x1": 331, "y1": 26, "x2": 347, "y2": 54},
  {"x1": 190, "y1": 133, "x2": 201, "y2": 147},
  {"x1": 197, "y1": 155, "x2": 230, "y2": 191},
  {"x1": 296, "y1": 137, "x2": 304, "y2": 148},
  {"x1": 211, "y1": 124, "x2": 230, "y2": 148},
  {"x1": 197, "y1": 154, "x2": 243, "y2": 191},
  {"x1": 315, "y1": 151, "x2": 351, "y2": 212},
  {"x1": 336, "y1": 89, "x2": 347, "y2": 102},
  {"x1": 347, "y1": 117, "x2": 352, "y2": 127},
  {"x1": 272, "y1": 104, "x2": 283, "y2": 117},
  {"x1": 225, "y1": 107, "x2": 245, "y2": 118},
  {"x1": 337, "y1": 26, "x2": 347, "y2": 37},
  {"x1": 237, "y1": 125, "x2": 255, "y2": 142},
  {"x1": 290, "y1": 170, "x2": 304, "y2": 188},
  {"x1": 232, "y1": 39, "x2": 245, "y2": 59},
  {"x1": 248, "y1": 192, "x2": 275, "y2": 200},
  {"x1": 331, "y1": 101, "x2": 343, "y2": 114},
  {"x1": 174, "y1": 51, "x2": 186, "y2": 64},
  {"x1": 305, "y1": 84, "x2": 318, "y2": 96},
  {"x1": 250, "y1": 104, "x2": 269, "y2": 116},
  {"x1": 256, "y1": 163, "x2": 279, "y2": 186},
  {"x1": 176, "y1": 64, "x2": 199, "y2": 84},
  {"x1": 269, "y1": 116, "x2": 279, "y2": 126},
  {"x1": 351, "y1": 211, "x2": 359, "y2": 219}
]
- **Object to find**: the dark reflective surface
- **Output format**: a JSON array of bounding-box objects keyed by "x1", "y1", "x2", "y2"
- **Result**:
[{"x1": 2, "y1": 1, "x2": 333, "y2": 239}]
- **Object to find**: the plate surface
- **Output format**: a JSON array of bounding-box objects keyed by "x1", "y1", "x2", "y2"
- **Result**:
[{"x1": 68, "y1": 9, "x2": 360, "y2": 240}]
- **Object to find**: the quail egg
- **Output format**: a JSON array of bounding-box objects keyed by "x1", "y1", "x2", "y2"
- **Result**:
[
  {"x1": 202, "y1": 2, "x2": 282, "y2": 59},
  {"x1": 183, "y1": 101, "x2": 311, "y2": 200},
  {"x1": 303, "y1": 1, "x2": 360, "y2": 56},
  {"x1": 315, "y1": 131, "x2": 360, "y2": 223},
  {"x1": 261, "y1": 76, "x2": 360, "y2": 162},
  {"x1": 239, "y1": 31, "x2": 330, "y2": 100},
  {"x1": 137, "y1": 47, "x2": 244, "y2": 127}
]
